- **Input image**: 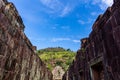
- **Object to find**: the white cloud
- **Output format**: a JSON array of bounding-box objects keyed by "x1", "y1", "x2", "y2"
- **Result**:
[
  {"x1": 91, "y1": 12, "x2": 98, "y2": 16},
  {"x1": 60, "y1": 5, "x2": 72, "y2": 17},
  {"x1": 78, "y1": 20, "x2": 85, "y2": 25},
  {"x1": 51, "y1": 38, "x2": 80, "y2": 43},
  {"x1": 102, "y1": 0, "x2": 113, "y2": 6},
  {"x1": 91, "y1": 0, "x2": 101, "y2": 5},
  {"x1": 40, "y1": 0, "x2": 64, "y2": 14},
  {"x1": 100, "y1": 0, "x2": 113, "y2": 10},
  {"x1": 40, "y1": 0, "x2": 63, "y2": 11},
  {"x1": 78, "y1": 18, "x2": 93, "y2": 25},
  {"x1": 51, "y1": 38, "x2": 70, "y2": 42},
  {"x1": 92, "y1": 0, "x2": 113, "y2": 10},
  {"x1": 73, "y1": 40, "x2": 80, "y2": 43},
  {"x1": 40, "y1": 0, "x2": 73, "y2": 17}
]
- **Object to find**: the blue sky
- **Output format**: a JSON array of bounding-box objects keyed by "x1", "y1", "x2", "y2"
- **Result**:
[{"x1": 8, "y1": 0, "x2": 113, "y2": 51}]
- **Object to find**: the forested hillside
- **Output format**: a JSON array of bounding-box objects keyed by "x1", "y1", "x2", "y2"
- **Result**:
[{"x1": 37, "y1": 47, "x2": 76, "y2": 71}]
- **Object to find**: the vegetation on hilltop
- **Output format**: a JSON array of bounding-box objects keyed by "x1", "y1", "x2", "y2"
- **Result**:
[{"x1": 37, "y1": 47, "x2": 76, "y2": 71}]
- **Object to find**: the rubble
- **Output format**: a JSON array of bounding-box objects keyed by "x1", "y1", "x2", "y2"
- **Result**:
[{"x1": 52, "y1": 66, "x2": 65, "y2": 80}]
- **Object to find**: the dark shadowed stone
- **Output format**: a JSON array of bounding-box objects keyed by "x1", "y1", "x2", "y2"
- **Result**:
[
  {"x1": 63, "y1": 0, "x2": 120, "y2": 80},
  {"x1": 0, "y1": 0, "x2": 53, "y2": 80}
]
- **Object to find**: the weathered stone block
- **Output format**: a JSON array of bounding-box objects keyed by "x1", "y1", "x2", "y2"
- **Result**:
[
  {"x1": 63, "y1": 0, "x2": 120, "y2": 80},
  {"x1": 0, "y1": 0, "x2": 53, "y2": 80}
]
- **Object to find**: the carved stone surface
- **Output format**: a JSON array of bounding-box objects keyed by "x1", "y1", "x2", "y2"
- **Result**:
[
  {"x1": 62, "y1": 1, "x2": 120, "y2": 80},
  {"x1": 0, "y1": 0, "x2": 52, "y2": 80},
  {"x1": 52, "y1": 66, "x2": 65, "y2": 80}
]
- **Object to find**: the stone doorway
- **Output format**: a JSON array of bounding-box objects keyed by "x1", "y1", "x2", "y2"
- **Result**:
[
  {"x1": 90, "y1": 61, "x2": 104, "y2": 80},
  {"x1": 79, "y1": 71, "x2": 84, "y2": 80}
]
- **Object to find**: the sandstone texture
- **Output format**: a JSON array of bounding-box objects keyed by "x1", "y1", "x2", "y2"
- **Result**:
[
  {"x1": 62, "y1": 0, "x2": 120, "y2": 80},
  {"x1": 52, "y1": 66, "x2": 65, "y2": 80},
  {"x1": 0, "y1": 0, "x2": 52, "y2": 80}
]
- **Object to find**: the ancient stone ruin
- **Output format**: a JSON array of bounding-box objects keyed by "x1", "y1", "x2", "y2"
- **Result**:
[
  {"x1": 1, "y1": 0, "x2": 120, "y2": 80},
  {"x1": 0, "y1": 0, "x2": 52, "y2": 80},
  {"x1": 52, "y1": 66, "x2": 65, "y2": 80},
  {"x1": 62, "y1": 0, "x2": 120, "y2": 80}
]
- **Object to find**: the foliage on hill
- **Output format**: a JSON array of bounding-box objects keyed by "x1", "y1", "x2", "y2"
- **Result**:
[{"x1": 37, "y1": 47, "x2": 76, "y2": 71}]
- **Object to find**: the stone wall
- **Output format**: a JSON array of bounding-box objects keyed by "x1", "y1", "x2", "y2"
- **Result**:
[
  {"x1": 0, "y1": 0, "x2": 52, "y2": 80},
  {"x1": 62, "y1": 0, "x2": 120, "y2": 80}
]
